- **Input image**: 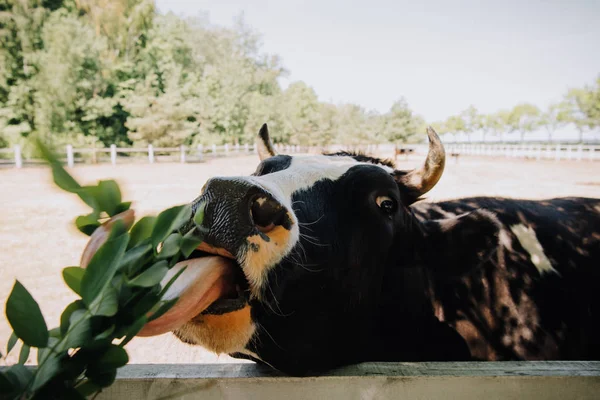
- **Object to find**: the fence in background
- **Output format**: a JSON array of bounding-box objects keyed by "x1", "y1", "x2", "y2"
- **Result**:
[
  {"x1": 0, "y1": 143, "x2": 308, "y2": 168},
  {"x1": 1, "y1": 142, "x2": 599, "y2": 168},
  {"x1": 445, "y1": 143, "x2": 600, "y2": 161}
]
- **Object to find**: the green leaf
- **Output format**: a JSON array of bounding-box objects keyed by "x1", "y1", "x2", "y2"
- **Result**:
[
  {"x1": 89, "y1": 286, "x2": 118, "y2": 317},
  {"x1": 36, "y1": 337, "x2": 59, "y2": 365},
  {"x1": 129, "y1": 216, "x2": 156, "y2": 249},
  {"x1": 37, "y1": 139, "x2": 81, "y2": 193},
  {"x1": 3, "y1": 364, "x2": 33, "y2": 394},
  {"x1": 62, "y1": 309, "x2": 92, "y2": 350},
  {"x1": 80, "y1": 230, "x2": 129, "y2": 306},
  {"x1": 147, "y1": 298, "x2": 178, "y2": 323},
  {"x1": 86, "y1": 368, "x2": 117, "y2": 388},
  {"x1": 193, "y1": 201, "x2": 206, "y2": 226},
  {"x1": 63, "y1": 267, "x2": 85, "y2": 296},
  {"x1": 75, "y1": 214, "x2": 100, "y2": 236},
  {"x1": 128, "y1": 261, "x2": 168, "y2": 287},
  {"x1": 157, "y1": 233, "x2": 182, "y2": 259},
  {"x1": 18, "y1": 343, "x2": 30, "y2": 364},
  {"x1": 48, "y1": 328, "x2": 61, "y2": 338},
  {"x1": 7, "y1": 331, "x2": 18, "y2": 355},
  {"x1": 5, "y1": 280, "x2": 49, "y2": 347},
  {"x1": 94, "y1": 345, "x2": 129, "y2": 371},
  {"x1": 180, "y1": 228, "x2": 204, "y2": 258},
  {"x1": 151, "y1": 205, "x2": 192, "y2": 247},
  {"x1": 76, "y1": 380, "x2": 101, "y2": 397},
  {"x1": 0, "y1": 370, "x2": 15, "y2": 393},
  {"x1": 120, "y1": 242, "x2": 152, "y2": 273},
  {"x1": 114, "y1": 201, "x2": 132, "y2": 215},
  {"x1": 94, "y1": 180, "x2": 122, "y2": 216},
  {"x1": 95, "y1": 325, "x2": 115, "y2": 340},
  {"x1": 31, "y1": 352, "x2": 61, "y2": 391},
  {"x1": 130, "y1": 289, "x2": 161, "y2": 320},
  {"x1": 75, "y1": 186, "x2": 100, "y2": 210},
  {"x1": 118, "y1": 316, "x2": 147, "y2": 347},
  {"x1": 60, "y1": 300, "x2": 84, "y2": 336}
]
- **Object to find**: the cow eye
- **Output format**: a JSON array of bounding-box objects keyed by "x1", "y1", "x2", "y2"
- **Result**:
[{"x1": 376, "y1": 196, "x2": 396, "y2": 213}]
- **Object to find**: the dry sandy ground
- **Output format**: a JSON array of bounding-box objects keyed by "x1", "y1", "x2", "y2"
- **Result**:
[{"x1": 1, "y1": 153, "x2": 599, "y2": 366}]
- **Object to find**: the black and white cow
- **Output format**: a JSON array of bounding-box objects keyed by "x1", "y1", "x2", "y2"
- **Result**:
[{"x1": 139, "y1": 124, "x2": 600, "y2": 375}]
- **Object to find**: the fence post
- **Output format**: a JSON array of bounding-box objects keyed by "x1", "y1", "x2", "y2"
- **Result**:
[
  {"x1": 235, "y1": 143, "x2": 240, "y2": 153},
  {"x1": 225, "y1": 144, "x2": 229, "y2": 155},
  {"x1": 110, "y1": 144, "x2": 117, "y2": 165},
  {"x1": 245, "y1": 143, "x2": 249, "y2": 154},
  {"x1": 555, "y1": 144, "x2": 560, "y2": 161},
  {"x1": 197, "y1": 144, "x2": 204, "y2": 161},
  {"x1": 148, "y1": 145, "x2": 154, "y2": 164},
  {"x1": 180, "y1": 145, "x2": 186, "y2": 164},
  {"x1": 66, "y1": 145, "x2": 74, "y2": 167},
  {"x1": 212, "y1": 144, "x2": 217, "y2": 156},
  {"x1": 577, "y1": 144, "x2": 583, "y2": 161},
  {"x1": 14, "y1": 145, "x2": 22, "y2": 168}
]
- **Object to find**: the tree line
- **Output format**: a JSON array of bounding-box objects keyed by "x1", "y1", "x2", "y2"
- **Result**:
[{"x1": 1, "y1": 0, "x2": 599, "y2": 155}]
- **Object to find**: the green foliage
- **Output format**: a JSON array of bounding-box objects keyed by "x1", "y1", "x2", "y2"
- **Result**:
[
  {"x1": 380, "y1": 98, "x2": 424, "y2": 144},
  {"x1": 5, "y1": 281, "x2": 49, "y2": 348},
  {"x1": 0, "y1": 1, "x2": 597, "y2": 151},
  {"x1": 0, "y1": 141, "x2": 204, "y2": 399}
]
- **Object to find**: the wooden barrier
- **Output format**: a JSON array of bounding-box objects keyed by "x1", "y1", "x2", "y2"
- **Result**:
[{"x1": 98, "y1": 361, "x2": 600, "y2": 400}]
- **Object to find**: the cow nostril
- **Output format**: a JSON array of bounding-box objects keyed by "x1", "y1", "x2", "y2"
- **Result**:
[{"x1": 250, "y1": 196, "x2": 285, "y2": 233}]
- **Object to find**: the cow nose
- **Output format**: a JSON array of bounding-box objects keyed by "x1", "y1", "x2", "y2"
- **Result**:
[{"x1": 250, "y1": 195, "x2": 286, "y2": 233}]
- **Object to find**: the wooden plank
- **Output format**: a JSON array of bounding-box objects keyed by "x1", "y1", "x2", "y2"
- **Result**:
[
  {"x1": 111, "y1": 361, "x2": 600, "y2": 379},
  {"x1": 98, "y1": 362, "x2": 600, "y2": 400}
]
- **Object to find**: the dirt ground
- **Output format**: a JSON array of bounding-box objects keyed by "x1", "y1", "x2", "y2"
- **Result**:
[{"x1": 1, "y1": 153, "x2": 599, "y2": 366}]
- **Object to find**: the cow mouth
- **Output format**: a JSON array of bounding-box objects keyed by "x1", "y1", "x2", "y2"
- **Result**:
[
  {"x1": 137, "y1": 246, "x2": 251, "y2": 337},
  {"x1": 191, "y1": 249, "x2": 250, "y2": 316}
]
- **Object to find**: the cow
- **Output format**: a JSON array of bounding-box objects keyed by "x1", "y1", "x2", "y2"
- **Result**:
[{"x1": 138, "y1": 124, "x2": 600, "y2": 376}]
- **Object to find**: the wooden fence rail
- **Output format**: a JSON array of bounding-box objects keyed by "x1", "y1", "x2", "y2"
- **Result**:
[{"x1": 96, "y1": 361, "x2": 600, "y2": 400}]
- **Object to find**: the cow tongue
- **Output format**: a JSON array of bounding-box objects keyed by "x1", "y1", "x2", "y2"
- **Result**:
[{"x1": 137, "y1": 256, "x2": 237, "y2": 337}]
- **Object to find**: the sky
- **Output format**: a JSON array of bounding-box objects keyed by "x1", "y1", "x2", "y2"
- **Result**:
[{"x1": 154, "y1": 0, "x2": 600, "y2": 122}]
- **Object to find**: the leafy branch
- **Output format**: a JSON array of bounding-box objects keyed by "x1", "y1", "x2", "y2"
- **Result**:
[{"x1": 1, "y1": 140, "x2": 204, "y2": 399}]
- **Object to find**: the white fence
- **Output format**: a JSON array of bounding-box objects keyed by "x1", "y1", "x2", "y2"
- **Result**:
[
  {"x1": 445, "y1": 143, "x2": 600, "y2": 161},
  {"x1": 0, "y1": 143, "x2": 308, "y2": 168},
  {"x1": 2, "y1": 142, "x2": 600, "y2": 168}
]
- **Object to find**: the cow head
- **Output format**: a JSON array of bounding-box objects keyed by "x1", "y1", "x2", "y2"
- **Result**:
[{"x1": 140, "y1": 124, "x2": 501, "y2": 374}]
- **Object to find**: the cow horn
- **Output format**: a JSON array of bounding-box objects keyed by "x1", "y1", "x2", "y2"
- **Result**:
[
  {"x1": 257, "y1": 123, "x2": 278, "y2": 160},
  {"x1": 396, "y1": 126, "x2": 445, "y2": 200}
]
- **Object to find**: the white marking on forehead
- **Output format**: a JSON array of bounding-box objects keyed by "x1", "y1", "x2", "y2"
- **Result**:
[
  {"x1": 249, "y1": 155, "x2": 393, "y2": 205},
  {"x1": 510, "y1": 224, "x2": 559, "y2": 276}
]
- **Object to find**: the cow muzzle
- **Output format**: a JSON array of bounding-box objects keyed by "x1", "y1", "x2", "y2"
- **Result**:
[
  {"x1": 191, "y1": 177, "x2": 294, "y2": 258},
  {"x1": 136, "y1": 177, "x2": 297, "y2": 353}
]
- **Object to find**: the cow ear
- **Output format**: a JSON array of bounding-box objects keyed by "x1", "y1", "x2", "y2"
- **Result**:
[
  {"x1": 419, "y1": 209, "x2": 501, "y2": 279},
  {"x1": 256, "y1": 123, "x2": 278, "y2": 161}
]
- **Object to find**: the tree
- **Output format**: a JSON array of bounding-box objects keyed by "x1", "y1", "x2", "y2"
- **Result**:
[
  {"x1": 481, "y1": 112, "x2": 504, "y2": 142},
  {"x1": 380, "y1": 98, "x2": 424, "y2": 145},
  {"x1": 444, "y1": 114, "x2": 466, "y2": 142},
  {"x1": 504, "y1": 103, "x2": 541, "y2": 142},
  {"x1": 560, "y1": 78, "x2": 600, "y2": 142},
  {"x1": 539, "y1": 103, "x2": 569, "y2": 142},
  {"x1": 460, "y1": 105, "x2": 483, "y2": 142}
]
